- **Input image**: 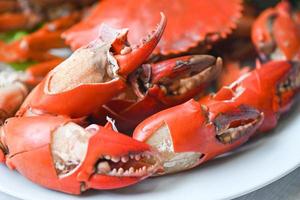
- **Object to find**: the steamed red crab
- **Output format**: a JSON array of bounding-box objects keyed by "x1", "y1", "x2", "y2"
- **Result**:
[{"x1": 63, "y1": 0, "x2": 242, "y2": 55}]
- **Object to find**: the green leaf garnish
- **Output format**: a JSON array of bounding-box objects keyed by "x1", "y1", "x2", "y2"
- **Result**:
[
  {"x1": 9, "y1": 61, "x2": 37, "y2": 71},
  {"x1": 0, "y1": 31, "x2": 29, "y2": 43}
]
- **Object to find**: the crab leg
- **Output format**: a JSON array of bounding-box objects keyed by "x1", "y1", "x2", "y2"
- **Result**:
[
  {"x1": 0, "y1": 116, "x2": 161, "y2": 194},
  {"x1": 0, "y1": 12, "x2": 40, "y2": 32},
  {"x1": 133, "y1": 60, "x2": 300, "y2": 175},
  {"x1": 0, "y1": 12, "x2": 81, "y2": 62},
  {"x1": 91, "y1": 55, "x2": 222, "y2": 133},
  {"x1": 18, "y1": 14, "x2": 166, "y2": 118}
]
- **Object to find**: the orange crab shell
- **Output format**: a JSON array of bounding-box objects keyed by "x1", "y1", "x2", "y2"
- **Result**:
[{"x1": 63, "y1": 0, "x2": 242, "y2": 55}]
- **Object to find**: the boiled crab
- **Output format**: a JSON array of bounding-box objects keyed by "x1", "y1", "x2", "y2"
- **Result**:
[{"x1": 63, "y1": 0, "x2": 243, "y2": 56}]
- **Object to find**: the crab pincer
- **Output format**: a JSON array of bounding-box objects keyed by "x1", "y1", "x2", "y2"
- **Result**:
[
  {"x1": 0, "y1": 116, "x2": 161, "y2": 194},
  {"x1": 17, "y1": 13, "x2": 167, "y2": 118},
  {"x1": 92, "y1": 55, "x2": 222, "y2": 133}
]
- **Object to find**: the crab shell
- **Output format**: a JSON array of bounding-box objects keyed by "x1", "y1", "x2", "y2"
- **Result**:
[
  {"x1": 1, "y1": 116, "x2": 160, "y2": 194},
  {"x1": 63, "y1": 0, "x2": 242, "y2": 55}
]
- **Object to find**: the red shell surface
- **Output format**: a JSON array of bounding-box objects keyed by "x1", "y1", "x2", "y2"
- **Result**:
[{"x1": 64, "y1": 0, "x2": 242, "y2": 55}]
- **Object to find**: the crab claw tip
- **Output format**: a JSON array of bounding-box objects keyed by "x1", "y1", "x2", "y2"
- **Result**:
[{"x1": 116, "y1": 13, "x2": 167, "y2": 76}]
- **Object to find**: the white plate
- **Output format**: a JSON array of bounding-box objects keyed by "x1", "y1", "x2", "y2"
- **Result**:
[{"x1": 0, "y1": 102, "x2": 300, "y2": 200}]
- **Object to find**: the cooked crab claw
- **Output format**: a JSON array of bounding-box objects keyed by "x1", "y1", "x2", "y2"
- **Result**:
[
  {"x1": 0, "y1": 116, "x2": 161, "y2": 194},
  {"x1": 90, "y1": 55, "x2": 222, "y2": 134},
  {"x1": 133, "y1": 60, "x2": 300, "y2": 175},
  {"x1": 17, "y1": 15, "x2": 166, "y2": 118},
  {"x1": 252, "y1": 1, "x2": 300, "y2": 61},
  {"x1": 115, "y1": 12, "x2": 166, "y2": 76},
  {"x1": 131, "y1": 55, "x2": 222, "y2": 104},
  {"x1": 133, "y1": 99, "x2": 263, "y2": 175}
]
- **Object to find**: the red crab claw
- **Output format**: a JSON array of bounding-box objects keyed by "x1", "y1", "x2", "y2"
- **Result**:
[
  {"x1": 0, "y1": 116, "x2": 161, "y2": 194},
  {"x1": 201, "y1": 60, "x2": 300, "y2": 133},
  {"x1": 133, "y1": 60, "x2": 300, "y2": 175},
  {"x1": 133, "y1": 99, "x2": 263, "y2": 175},
  {"x1": 251, "y1": 0, "x2": 300, "y2": 61},
  {"x1": 17, "y1": 15, "x2": 166, "y2": 118},
  {"x1": 101, "y1": 12, "x2": 167, "y2": 76},
  {"x1": 91, "y1": 55, "x2": 222, "y2": 134}
]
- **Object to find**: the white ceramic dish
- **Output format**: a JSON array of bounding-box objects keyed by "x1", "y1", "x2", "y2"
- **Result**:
[{"x1": 0, "y1": 102, "x2": 299, "y2": 200}]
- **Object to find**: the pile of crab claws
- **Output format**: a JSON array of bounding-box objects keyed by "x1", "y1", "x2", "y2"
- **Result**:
[
  {"x1": 132, "y1": 60, "x2": 300, "y2": 175},
  {"x1": 0, "y1": 116, "x2": 162, "y2": 194},
  {"x1": 115, "y1": 12, "x2": 167, "y2": 76}
]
